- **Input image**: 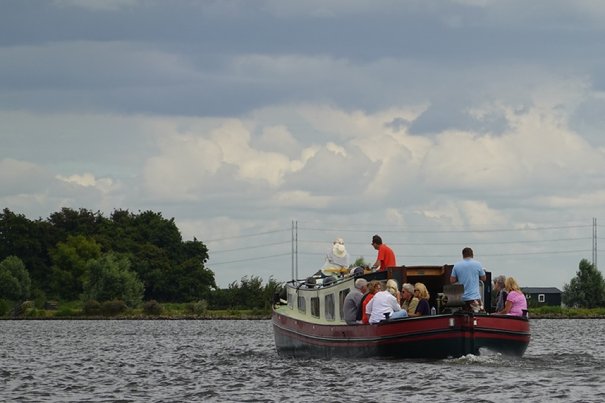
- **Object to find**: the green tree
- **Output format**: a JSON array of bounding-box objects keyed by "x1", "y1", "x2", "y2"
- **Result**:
[
  {"x1": 210, "y1": 276, "x2": 282, "y2": 310},
  {"x1": 352, "y1": 257, "x2": 368, "y2": 268},
  {"x1": 0, "y1": 256, "x2": 31, "y2": 301},
  {"x1": 0, "y1": 209, "x2": 52, "y2": 293},
  {"x1": 129, "y1": 243, "x2": 172, "y2": 300},
  {"x1": 47, "y1": 207, "x2": 104, "y2": 239},
  {"x1": 82, "y1": 253, "x2": 144, "y2": 307},
  {"x1": 154, "y1": 258, "x2": 216, "y2": 302},
  {"x1": 49, "y1": 235, "x2": 102, "y2": 300},
  {"x1": 0, "y1": 208, "x2": 215, "y2": 303},
  {"x1": 261, "y1": 277, "x2": 283, "y2": 309},
  {"x1": 562, "y1": 259, "x2": 605, "y2": 308}
]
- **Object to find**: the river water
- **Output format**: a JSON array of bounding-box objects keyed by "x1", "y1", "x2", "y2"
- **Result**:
[{"x1": 1, "y1": 319, "x2": 604, "y2": 402}]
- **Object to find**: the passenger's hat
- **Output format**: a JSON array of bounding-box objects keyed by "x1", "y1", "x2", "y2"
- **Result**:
[{"x1": 333, "y1": 243, "x2": 347, "y2": 257}]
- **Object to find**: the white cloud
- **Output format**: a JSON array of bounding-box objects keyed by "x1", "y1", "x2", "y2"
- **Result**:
[{"x1": 3, "y1": 1, "x2": 605, "y2": 290}]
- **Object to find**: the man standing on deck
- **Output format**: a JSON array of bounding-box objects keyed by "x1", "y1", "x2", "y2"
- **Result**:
[
  {"x1": 343, "y1": 278, "x2": 368, "y2": 325},
  {"x1": 450, "y1": 247, "x2": 487, "y2": 312},
  {"x1": 370, "y1": 234, "x2": 396, "y2": 272}
]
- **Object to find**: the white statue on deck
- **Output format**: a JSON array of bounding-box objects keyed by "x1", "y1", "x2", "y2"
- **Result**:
[{"x1": 320, "y1": 238, "x2": 349, "y2": 276}]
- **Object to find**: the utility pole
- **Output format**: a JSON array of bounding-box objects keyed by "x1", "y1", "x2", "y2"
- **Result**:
[
  {"x1": 593, "y1": 217, "x2": 598, "y2": 269},
  {"x1": 291, "y1": 220, "x2": 299, "y2": 280}
]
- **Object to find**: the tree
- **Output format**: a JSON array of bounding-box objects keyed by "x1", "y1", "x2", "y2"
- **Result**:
[
  {"x1": 154, "y1": 258, "x2": 216, "y2": 302},
  {"x1": 0, "y1": 208, "x2": 216, "y2": 303},
  {"x1": 49, "y1": 235, "x2": 102, "y2": 300},
  {"x1": 82, "y1": 253, "x2": 144, "y2": 307},
  {"x1": 562, "y1": 259, "x2": 605, "y2": 308},
  {"x1": 0, "y1": 209, "x2": 52, "y2": 292},
  {"x1": 0, "y1": 256, "x2": 31, "y2": 301},
  {"x1": 47, "y1": 207, "x2": 103, "y2": 239},
  {"x1": 210, "y1": 276, "x2": 282, "y2": 310},
  {"x1": 352, "y1": 257, "x2": 368, "y2": 268}
]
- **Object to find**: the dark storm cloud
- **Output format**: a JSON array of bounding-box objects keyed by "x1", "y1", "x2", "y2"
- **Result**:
[{"x1": 2, "y1": 1, "x2": 604, "y2": 117}]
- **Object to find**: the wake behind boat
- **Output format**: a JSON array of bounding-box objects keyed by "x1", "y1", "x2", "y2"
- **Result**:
[{"x1": 272, "y1": 265, "x2": 530, "y2": 359}]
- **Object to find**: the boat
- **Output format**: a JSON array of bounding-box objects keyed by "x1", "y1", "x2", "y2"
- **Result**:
[{"x1": 272, "y1": 265, "x2": 530, "y2": 359}]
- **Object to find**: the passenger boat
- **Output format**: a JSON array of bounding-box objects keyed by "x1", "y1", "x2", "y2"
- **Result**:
[{"x1": 272, "y1": 265, "x2": 530, "y2": 359}]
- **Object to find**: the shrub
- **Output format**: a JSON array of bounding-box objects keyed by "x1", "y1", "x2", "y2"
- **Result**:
[
  {"x1": 101, "y1": 299, "x2": 127, "y2": 316},
  {"x1": 82, "y1": 253, "x2": 144, "y2": 307},
  {"x1": 0, "y1": 299, "x2": 9, "y2": 316},
  {"x1": 54, "y1": 307, "x2": 77, "y2": 317},
  {"x1": 186, "y1": 300, "x2": 208, "y2": 316},
  {"x1": 143, "y1": 300, "x2": 163, "y2": 316},
  {"x1": 20, "y1": 300, "x2": 35, "y2": 316},
  {"x1": 26, "y1": 308, "x2": 42, "y2": 317},
  {"x1": 0, "y1": 256, "x2": 31, "y2": 301},
  {"x1": 83, "y1": 300, "x2": 102, "y2": 316}
]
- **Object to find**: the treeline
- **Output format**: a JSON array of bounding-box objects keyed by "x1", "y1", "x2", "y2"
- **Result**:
[{"x1": 0, "y1": 208, "x2": 281, "y2": 313}]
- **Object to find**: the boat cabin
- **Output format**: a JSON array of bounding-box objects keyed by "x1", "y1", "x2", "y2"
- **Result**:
[{"x1": 283, "y1": 265, "x2": 494, "y2": 324}]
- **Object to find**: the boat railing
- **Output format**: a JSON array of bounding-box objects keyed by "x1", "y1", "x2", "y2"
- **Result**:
[{"x1": 289, "y1": 273, "x2": 352, "y2": 291}]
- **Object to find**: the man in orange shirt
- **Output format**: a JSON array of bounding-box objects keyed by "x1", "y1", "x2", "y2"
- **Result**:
[{"x1": 370, "y1": 234, "x2": 396, "y2": 272}]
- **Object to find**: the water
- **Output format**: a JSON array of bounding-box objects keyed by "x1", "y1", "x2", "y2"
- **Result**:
[{"x1": 1, "y1": 319, "x2": 604, "y2": 402}]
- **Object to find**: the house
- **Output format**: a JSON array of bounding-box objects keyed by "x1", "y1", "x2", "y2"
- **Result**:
[{"x1": 521, "y1": 287, "x2": 562, "y2": 307}]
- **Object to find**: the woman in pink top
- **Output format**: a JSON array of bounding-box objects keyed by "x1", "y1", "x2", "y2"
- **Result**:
[{"x1": 496, "y1": 276, "x2": 527, "y2": 316}]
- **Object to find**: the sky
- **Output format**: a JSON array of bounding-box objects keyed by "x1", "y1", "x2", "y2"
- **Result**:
[{"x1": 1, "y1": 0, "x2": 605, "y2": 290}]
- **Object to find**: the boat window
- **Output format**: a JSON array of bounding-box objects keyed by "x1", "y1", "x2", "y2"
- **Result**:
[
  {"x1": 325, "y1": 294, "x2": 335, "y2": 321},
  {"x1": 538, "y1": 294, "x2": 545, "y2": 303},
  {"x1": 338, "y1": 289, "x2": 349, "y2": 320},
  {"x1": 287, "y1": 292, "x2": 294, "y2": 309},
  {"x1": 311, "y1": 297, "x2": 320, "y2": 318},
  {"x1": 297, "y1": 295, "x2": 306, "y2": 314}
]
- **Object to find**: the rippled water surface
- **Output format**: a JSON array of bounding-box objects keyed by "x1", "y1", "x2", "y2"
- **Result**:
[{"x1": 1, "y1": 319, "x2": 605, "y2": 402}]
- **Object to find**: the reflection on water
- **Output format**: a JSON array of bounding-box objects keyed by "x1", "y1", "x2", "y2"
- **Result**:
[{"x1": 1, "y1": 319, "x2": 604, "y2": 402}]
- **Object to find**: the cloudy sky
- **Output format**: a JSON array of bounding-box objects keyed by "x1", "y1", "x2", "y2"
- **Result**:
[{"x1": 2, "y1": 0, "x2": 604, "y2": 289}]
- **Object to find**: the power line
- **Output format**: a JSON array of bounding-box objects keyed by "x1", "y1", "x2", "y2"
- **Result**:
[
  {"x1": 201, "y1": 223, "x2": 595, "y2": 243},
  {"x1": 208, "y1": 252, "x2": 291, "y2": 266},
  {"x1": 204, "y1": 228, "x2": 290, "y2": 243},
  {"x1": 299, "y1": 224, "x2": 590, "y2": 234},
  {"x1": 298, "y1": 249, "x2": 591, "y2": 258},
  {"x1": 204, "y1": 220, "x2": 601, "y2": 268},
  {"x1": 210, "y1": 240, "x2": 291, "y2": 253},
  {"x1": 298, "y1": 237, "x2": 592, "y2": 247}
]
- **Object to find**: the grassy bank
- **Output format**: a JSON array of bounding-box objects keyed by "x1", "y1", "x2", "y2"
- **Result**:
[
  {"x1": 0, "y1": 299, "x2": 271, "y2": 320},
  {"x1": 526, "y1": 306, "x2": 605, "y2": 319},
  {"x1": 2, "y1": 299, "x2": 605, "y2": 320}
]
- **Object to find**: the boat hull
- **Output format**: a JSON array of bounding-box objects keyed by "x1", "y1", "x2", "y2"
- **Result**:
[{"x1": 273, "y1": 309, "x2": 530, "y2": 359}]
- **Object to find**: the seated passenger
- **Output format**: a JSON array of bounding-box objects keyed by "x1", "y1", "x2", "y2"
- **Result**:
[
  {"x1": 320, "y1": 237, "x2": 350, "y2": 277},
  {"x1": 400, "y1": 283, "x2": 419, "y2": 315},
  {"x1": 408, "y1": 282, "x2": 430, "y2": 317},
  {"x1": 496, "y1": 276, "x2": 527, "y2": 316},
  {"x1": 343, "y1": 278, "x2": 368, "y2": 325},
  {"x1": 360, "y1": 280, "x2": 382, "y2": 324},
  {"x1": 365, "y1": 279, "x2": 408, "y2": 324},
  {"x1": 493, "y1": 275, "x2": 508, "y2": 312}
]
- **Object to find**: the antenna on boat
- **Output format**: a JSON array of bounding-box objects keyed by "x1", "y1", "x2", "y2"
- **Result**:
[{"x1": 291, "y1": 220, "x2": 295, "y2": 281}]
